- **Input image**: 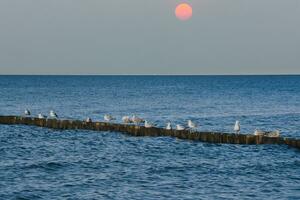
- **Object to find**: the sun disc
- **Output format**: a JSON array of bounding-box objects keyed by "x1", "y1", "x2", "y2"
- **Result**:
[{"x1": 175, "y1": 3, "x2": 193, "y2": 21}]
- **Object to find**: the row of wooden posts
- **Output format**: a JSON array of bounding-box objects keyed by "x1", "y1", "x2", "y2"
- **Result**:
[{"x1": 0, "y1": 115, "x2": 299, "y2": 150}]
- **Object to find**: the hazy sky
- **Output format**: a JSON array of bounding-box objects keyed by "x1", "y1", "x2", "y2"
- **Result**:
[{"x1": 0, "y1": 0, "x2": 299, "y2": 75}]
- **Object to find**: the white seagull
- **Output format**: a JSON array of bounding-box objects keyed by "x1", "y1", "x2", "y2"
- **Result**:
[
  {"x1": 166, "y1": 122, "x2": 172, "y2": 130},
  {"x1": 234, "y1": 121, "x2": 240, "y2": 134},
  {"x1": 176, "y1": 124, "x2": 185, "y2": 131},
  {"x1": 188, "y1": 120, "x2": 197, "y2": 129},
  {"x1": 86, "y1": 117, "x2": 92, "y2": 123},
  {"x1": 24, "y1": 109, "x2": 31, "y2": 116},
  {"x1": 104, "y1": 114, "x2": 115, "y2": 122},
  {"x1": 144, "y1": 121, "x2": 154, "y2": 128},
  {"x1": 122, "y1": 116, "x2": 132, "y2": 123},
  {"x1": 254, "y1": 129, "x2": 265, "y2": 136},
  {"x1": 267, "y1": 130, "x2": 281, "y2": 138},
  {"x1": 49, "y1": 110, "x2": 58, "y2": 118},
  {"x1": 254, "y1": 129, "x2": 280, "y2": 137},
  {"x1": 37, "y1": 113, "x2": 46, "y2": 119},
  {"x1": 131, "y1": 115, "x2": 144, "y2": 124}
]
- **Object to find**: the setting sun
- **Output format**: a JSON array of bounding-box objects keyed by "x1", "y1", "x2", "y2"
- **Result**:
[{"x1": 175, "y1": 3, "x2": 193, "y2": 21}]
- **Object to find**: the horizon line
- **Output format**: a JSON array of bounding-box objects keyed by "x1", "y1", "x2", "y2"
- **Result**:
[{"x1": 0, "y1": 73, "x2": 299, "y2": 76}]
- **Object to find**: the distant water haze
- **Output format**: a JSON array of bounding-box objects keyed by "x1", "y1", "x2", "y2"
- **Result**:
[{"x1": 0, "y1": 0, "x2": 299, "y2": 75}]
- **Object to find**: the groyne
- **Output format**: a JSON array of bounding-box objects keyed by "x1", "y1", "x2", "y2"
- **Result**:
[{"x1": 0, "y1": 115, "x2": 299, "y2": 149}]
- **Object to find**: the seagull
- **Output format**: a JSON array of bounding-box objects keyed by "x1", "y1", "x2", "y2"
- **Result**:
[
  {"x1": 176, "y1": 124, "x2": 185, "y2": 131},
  {"x1": 144, "y1": 121, "x2": 154, "y2": 128},
  {"x1": 49, "y1": 110, "x2": 58, "y2": 118},
  {"x1": 104, "y1": 114, "x2": 115, "y2": 122},
  {"x1": 166, "y1": 122, "x2": 172, "y2": 130},
  {"x1": 267, "y1": 130, "x2": 281, "y2": 138},
  {"x1": 254, "y1": 129, "x2": 280, "y2": 137},
  {"x1": 254, "y1": 129, "x2": 265, "y2": 136},
  {"x1": 131, "y1": 115, "x2": 144, "y2": 124},
  {"x1": 188, "y1": 120, "x2": 197, "y2": 129},
  {"x1": 234, "y1": 121, "x2": 240, "y2": 134},
  {"x1": 24, "y1": 109, "x2": 31, "y2": 116},
  {"x1": 122, "y1": 116, "x2": 132, "y2": 123},
  {"x1": 86, "y1": 117, "x2": 92, "y2": 123},
  {"x1": 37, "y1": 113, "x2": 46, "y2": 119}
]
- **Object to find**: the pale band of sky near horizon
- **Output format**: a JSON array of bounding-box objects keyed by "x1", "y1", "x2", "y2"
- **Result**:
[{"x1": 0, "y1": 0, "x2": 299, "y2": 75}]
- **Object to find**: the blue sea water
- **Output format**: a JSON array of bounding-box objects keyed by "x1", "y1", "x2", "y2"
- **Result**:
[{"x1": 0, "y1": 75, "x2": 299, "y2": 199}]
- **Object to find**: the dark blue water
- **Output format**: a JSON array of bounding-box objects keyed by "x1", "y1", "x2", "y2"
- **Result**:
[{"x1": 0, "y1": 75, "x2": 300, "y2": 199}]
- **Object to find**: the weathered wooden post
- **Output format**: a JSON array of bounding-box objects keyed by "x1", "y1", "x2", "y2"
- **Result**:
[{"x1": 0, "y1": 115, "x2": 300, "y2": 150}]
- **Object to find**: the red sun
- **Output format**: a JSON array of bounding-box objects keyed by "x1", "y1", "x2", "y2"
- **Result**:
[{"x1": 175, "y1": 3, "x2": 193, "y2": 21}]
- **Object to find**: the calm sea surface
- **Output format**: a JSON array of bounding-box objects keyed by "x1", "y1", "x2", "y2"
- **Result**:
[{"x1": 0, "y1": 75, "x2": 299, "y2": 199}]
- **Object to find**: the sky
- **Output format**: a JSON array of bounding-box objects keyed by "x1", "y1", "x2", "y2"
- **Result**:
[{"x1": 0, "y1": 0, "x2": 299, "y2": 75}]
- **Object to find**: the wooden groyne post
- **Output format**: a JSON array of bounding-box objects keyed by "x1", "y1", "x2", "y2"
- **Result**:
[{"x1": 0, "y1": 116, "x2": 299, "y2": 149}]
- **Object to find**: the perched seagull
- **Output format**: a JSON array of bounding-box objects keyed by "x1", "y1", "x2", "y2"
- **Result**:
[
  {"x1": 104, "y1": 114, "x2": 115, "y2": 122},
  {"x1": 254, "y1": 129, "x2": 280, "y2": 137},
  {"x1": 144, "y1": 121, "x2": 154, "y2": 128},
  {"x1": 86, "y1": 117, "x2": 92, "y2": 123},
  {"x1": 131, "y1": 115, "x2": 144, "y2": 124},
  {"x1": 188, "y1": 120, "x2": 197, "y2": 129},
  {"x1": 49, "y1": 110, "x2": 58, "y2": 118},
  {"x1": 166, "y1": 122, "x2": 172, "y2": 130},
  {"x1": 234, "y1": 121, "x2": 240, "y2": 134},
  {"x1": 122, "y1": 116, "x2": 132, "y2": 123},
  {"x1": 37, "y1": 113, "x2": 46, "y2": 119},
  {"x1": 254, "y1": 129, "x2": 265, "y2": 136},
  {"x1": 267, "y1": 130, "x2": 281, "y2": 138},
  {"x1": 24, "y1": 109, "x2": 31, "y2": 116},
  {"x1": 176, "y1": 124, "x2": 185, "y2": 131}
]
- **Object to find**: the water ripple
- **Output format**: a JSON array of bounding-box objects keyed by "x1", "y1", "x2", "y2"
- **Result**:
[{"x1": 0, "y1": 76, "x2": 300, "y2": 199}]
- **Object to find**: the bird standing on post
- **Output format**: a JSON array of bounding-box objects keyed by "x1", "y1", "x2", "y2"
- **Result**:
[
  {"x1": 254, "y1": 129, "x2": 264, "y2": 136},
  {"x1": 24, "y1": 109, "x2": 31, "y2": 116},
  {"x1": 144, "y1": 121, "x2": 154, "y2": 128},
  {"x1": 187, "y1": 120, "x2": 197, "y2": 132},
  {"x1": 234, "y1": 121, "x2": 240, "y2": 134},
  {"x1": 166, "y1": 122, "x2": 172, "y2": 130},
  {"x1": 38, "y1": 113, "x2": 46, "y2": 119},
  {"x1": 49, "y1": 110, "x2": 58, "y2": 118},
  {"x1": 122, "y1": 116, "x2": 131, "y2": 123},
  {"x1": 104, "y1": 114, "x2": 115, "y2": 122},
  {"x1": 86, "y1": 117, "x2": 92, "y2": 123},
  {"x1": 131, "y1": 115, "x2": 144, "y2": 124},
  {"x1": 254, "y1": 129, "x2": 280, "y2": 137},
  {"x1": 176, "y1": 124, "x2": 185, "y2": 131}
]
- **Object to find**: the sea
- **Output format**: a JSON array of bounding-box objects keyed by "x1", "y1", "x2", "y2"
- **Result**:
[{"x1": 0, "y1": 75, "x2": 299, "y2": 199}]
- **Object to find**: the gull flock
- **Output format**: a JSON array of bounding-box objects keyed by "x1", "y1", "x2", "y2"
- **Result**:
[{"x1": 23, "y1": 109, "x2": 281, "y2": 137}]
